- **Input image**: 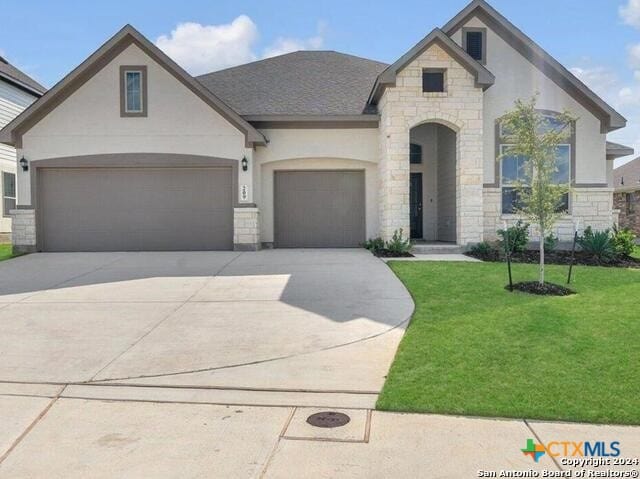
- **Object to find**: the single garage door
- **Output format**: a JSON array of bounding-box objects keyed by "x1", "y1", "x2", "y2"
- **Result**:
[
  {"x1": 274, "y1": 170, "x2": 365, "y2": 248},
  {"x1": 39, "y1": 167, "x2": 233, "y2": 251}
]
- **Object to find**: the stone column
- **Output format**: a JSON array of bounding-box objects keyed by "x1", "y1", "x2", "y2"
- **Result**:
[
  {"x1": 233, "y1": 207, "x2": 261, "y2": 251},
  {"x1": 10, "y1": 207, "x2": 37, "y2": 253}
]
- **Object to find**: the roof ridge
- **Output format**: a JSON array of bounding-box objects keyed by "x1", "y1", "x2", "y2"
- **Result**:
[{"x1": 197, "y1": 50, "x2": 388, "y2": 79}]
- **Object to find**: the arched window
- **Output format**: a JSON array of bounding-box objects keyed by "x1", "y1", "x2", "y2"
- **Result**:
[{"x1": 498, "y1": 112, "x2": 572, "y2": 214}]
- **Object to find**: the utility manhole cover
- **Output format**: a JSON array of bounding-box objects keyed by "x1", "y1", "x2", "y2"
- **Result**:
[{"x1": 306, "y1": 411, "x2": 350, "y2": 428}]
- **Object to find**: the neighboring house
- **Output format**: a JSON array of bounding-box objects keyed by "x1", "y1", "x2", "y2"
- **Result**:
[
  {"x1": 0, "y1": 0, "x2": 632, "y2": 252},
  {"x1": 613, "y1": 157, "x2": 640, "y2": 237},
  {"x1": 0, "y1": 56, "x2": 45, "y2": 236}
]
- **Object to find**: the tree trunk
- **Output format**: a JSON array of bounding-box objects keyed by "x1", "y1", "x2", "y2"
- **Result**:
[{"x1": 539, "y1": 228, "x2": 545, "y2": 285}]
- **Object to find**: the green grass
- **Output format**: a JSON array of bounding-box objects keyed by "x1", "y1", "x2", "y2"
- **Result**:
[
  {"x1": 0, "y1": 244, "x2": 21, "y2": 261},
  {"x1": 377, "y1": 262, "x2": 640, "y2": 425}
]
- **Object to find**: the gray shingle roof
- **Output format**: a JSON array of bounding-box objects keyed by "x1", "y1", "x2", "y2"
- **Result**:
[
  {"x1": 0, "y1": 55, "x2": 46, "y2": 96},
  {"x1": 196, "y1": 51, "x2": 388, "y2": 116},
  {"x1": 614, "y1": 157, "x2": 640, "y2": 192}
]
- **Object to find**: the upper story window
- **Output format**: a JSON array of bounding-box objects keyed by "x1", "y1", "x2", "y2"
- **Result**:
[
  {"x1": 422, "y1": 69, "x2": 446, "y2": 93},
  {"x1": 2, "y1": 172, "x2": 16, "y2": 218},
  {"x1": 410, "y1": 143, "x2": 422, "y2": 164},
  {"x1": 463, "y1": 28, "x2": 486, "y2": 64},
  {"x1": 120, "y1": 66, "x2": 147, "y2": 117},
  {"x1": 498, "y1": 112, "x2": 572, "y2": 214}
]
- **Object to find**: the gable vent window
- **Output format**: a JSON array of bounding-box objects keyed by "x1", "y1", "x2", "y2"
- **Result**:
[
  {"x1": 422, "y1": 69, "x2": 446, "y2": 93},
  {"x1": 463, "y1": 28, "x2": 486, "y2": 64},
  {"x1": 120, "y1": 65, "x2": 147, "y2": 117}
]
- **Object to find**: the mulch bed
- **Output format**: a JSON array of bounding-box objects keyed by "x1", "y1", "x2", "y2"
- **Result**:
[
  {"x1": 506, "y1": 281, "x2": 576, "y2": 296},
  {"x1": 468, "y1": 249, "x2": 640, "y2": 268},
  {"x1": 372, "y1": 249, "x2": 414, "y2": 258}
]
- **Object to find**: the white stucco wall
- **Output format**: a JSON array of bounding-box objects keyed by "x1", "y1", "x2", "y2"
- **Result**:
[
  {"x1": 18, "y1": 43, "x2": 248, "y2": 205},
  {"x1": 254, "y1": 128, "x2": 379, "y2": 244},
  {"x1": 450, "y1": 16, "x2": 608, "y2": 187},
  {"x1": 0, "y1": 80, "x2": 38, "y2": 231}
]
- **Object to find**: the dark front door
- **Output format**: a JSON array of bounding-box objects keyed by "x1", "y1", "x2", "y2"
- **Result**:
[{"x1": 410, "y1": 172, "x2": 423, "y2": 239}]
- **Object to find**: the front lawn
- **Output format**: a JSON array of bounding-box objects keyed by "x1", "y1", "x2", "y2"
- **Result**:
[
  {"x1": 377, "y1": 262, "x2": 640, "y2": 425},
  {"x1": 0, "y1": 244, "x2": 20, "y2": 261}
]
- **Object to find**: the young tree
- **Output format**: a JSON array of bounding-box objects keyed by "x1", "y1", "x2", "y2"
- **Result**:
[{"x1": 499, "y1": 97, "x2": 575, "y2": 285}]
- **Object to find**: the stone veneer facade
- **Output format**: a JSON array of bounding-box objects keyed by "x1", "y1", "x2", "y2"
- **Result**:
[
  {"x1": 377, "y1": 43, "x2": 484, "y2": 245},
  {"x1": 483, "y1": 187, "x2": 616, "y2": 242},
  {"x1": 614, "y1": 191, "x2": 640, "y2": 236},
  {"x1": 10, "y1": 208, "x2": 36, "y2": 253},
  {"x1": 233, "y1": 207, "x2": 261, "y2": 251}
]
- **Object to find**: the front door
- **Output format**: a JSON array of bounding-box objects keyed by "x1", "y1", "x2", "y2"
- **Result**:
[{"x1": 410, "y1": 172, "x2": 423, "y2": 239}]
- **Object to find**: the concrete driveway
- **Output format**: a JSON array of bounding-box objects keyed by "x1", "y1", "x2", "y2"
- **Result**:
[{"x1": 0, "y1": 249, "x2": 412, "y2": 407}]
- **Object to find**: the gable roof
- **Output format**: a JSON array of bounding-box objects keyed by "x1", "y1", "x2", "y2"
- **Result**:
[
  {"x1": 614, "y1": 157, "x2": 640, "y2": 192},
  {"x1": 0, "y1": 56, "x2": 46, "y2": 97},
  {"x1": 442, "y1": 0, "x2": 626, "y2": 133},
  {"x1": 0, "y1": 25, "x2": 265, "y2": 148},
  {"x1": 197, "y1": 51, "x2": 387, "y2": 119},
  {"x1": 368, "y1": 28, "x2": 495, "y2": 104}
]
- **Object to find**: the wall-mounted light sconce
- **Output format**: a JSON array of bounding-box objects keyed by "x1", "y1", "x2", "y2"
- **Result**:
[
  {"x1": 19, "y1": 157, "x2": 29, "y2": 171},
  {"x1": 241, "y1": 156, "x2": 248, "y2": 172}
]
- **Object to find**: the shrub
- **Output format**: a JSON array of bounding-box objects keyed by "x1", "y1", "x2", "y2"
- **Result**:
[
  {"x1": 470, "y1": 241, "x2": 500, "y2": 261},
  {"x1": 578, "y1": 227, "x2": 616, "y2": 262},
  {"x1": 364, "y1": 237, "x2": 385, "y2": 254},
  {"x1": 386, "y1": 229, "x2": 411, "y2": 255},
  {"x1": 544, "y1": 233, "x2": 559, "y2": 252},
  {"x1": 612, "y1": 225, "x2": 637, "y2": 257},
  {"x1": 497, "y1": 220, "x2": 530, "y2": 254}
]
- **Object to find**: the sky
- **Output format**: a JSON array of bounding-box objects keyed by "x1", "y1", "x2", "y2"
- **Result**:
[{"x1": 1, "y1": 0, "x2": 640, "y2": 166}]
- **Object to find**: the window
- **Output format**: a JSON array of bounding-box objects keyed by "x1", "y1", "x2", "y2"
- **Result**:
[
  {"x1": 120, "y1": 66, "x2": 147, "y2": 117},
  {"x1": 627, "y1": 193, "x2": 636, "y2": 215},
  {"x1": 463, "y1": 28, "x2": 486, "y2": 63},
  {"x1": 498, "y1": 113, "x2": 572, "y2": 214},
  {"x1": 410, "y1": 143, "x2": 422, "y2": 164},
  {"x1": 422, "y1": 69, "x2": 445, "y2": 93},
  {"x1": 2, "y1": 172, "x2": 16, "y2": 217}
]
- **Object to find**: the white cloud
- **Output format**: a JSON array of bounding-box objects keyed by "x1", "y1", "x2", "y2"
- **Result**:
[
  {"x1": 155, "y1": 16, "x2": 258, "y2": 75},
  {"x1": 571, "y1": 62, "x2": 640, "y2": 165},
  {"x1": 620, "y1": 0, "x2": 640, "y2": 28},
  {"x1": 155, "y1": 16, "x2": 326, "y2": 75},
  {"x1": 262, "y1": 21, "x2": 326, "y2": 58}
]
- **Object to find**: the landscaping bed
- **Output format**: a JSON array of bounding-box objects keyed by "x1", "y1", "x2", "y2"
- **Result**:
[
  {"x1": 467, "y1": 248, "x2": 640, "y2": 268},
  {"x1": 372, "y1": 249, "x2": 414, "y2": 258},
  {"x1": 378, "y1": 262, "x2": 640, "y2": 425}
]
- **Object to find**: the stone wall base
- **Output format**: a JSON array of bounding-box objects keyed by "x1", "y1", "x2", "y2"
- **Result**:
[
  {"x1": 233, "y1": 207, "x2": 261, "y2": 252},
  {"x1": 614, "y1": 192, "x2": 640, "y2": 236},
  {"x1": 483, "y1": 187, "x2": 615, "y2": 242}
]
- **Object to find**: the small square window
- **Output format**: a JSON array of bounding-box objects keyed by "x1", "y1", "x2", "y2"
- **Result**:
[
  {"x1": 422, "y1": 70, "x2": 445, "y2": 93},
  {"x1": 464, "y1": 29, "x2": 485, "y2": 63}
]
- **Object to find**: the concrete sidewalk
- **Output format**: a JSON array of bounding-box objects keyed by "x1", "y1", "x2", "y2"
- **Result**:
[{"x1": 0, "y1": 388, "x2": 638, "y2": 478}]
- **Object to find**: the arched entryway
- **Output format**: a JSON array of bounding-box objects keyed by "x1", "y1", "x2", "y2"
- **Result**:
[{"x1": 409, "y1": 122, "x2": 457, "y2": 243}]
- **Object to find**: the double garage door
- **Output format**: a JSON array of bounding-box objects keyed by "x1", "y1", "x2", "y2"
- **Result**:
[
  {"x1": 38, "y1": 168, "x2": 365, "y2": 251},
  {"x1": 39, "y1": 167, "x2": 233, "y2": 252}
]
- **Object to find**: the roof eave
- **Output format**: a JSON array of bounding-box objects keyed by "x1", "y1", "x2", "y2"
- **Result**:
[
  {"x1": 0, "y1": 72, "x2": 45, "y2": 97},
  {"x1": 442, "y1": 0, "x2": 626, "y2": 134},
  {"x1": 0, "y1": 24, "x2": 265, "y2": 149}
]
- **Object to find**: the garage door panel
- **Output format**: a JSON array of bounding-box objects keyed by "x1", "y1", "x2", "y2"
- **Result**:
[
  {"x1": 39, "y1": 167, "x2": 233, "y2": 252},
  {"x1": 274, "y1": 171, "x2": 365, "y2": 248}
]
